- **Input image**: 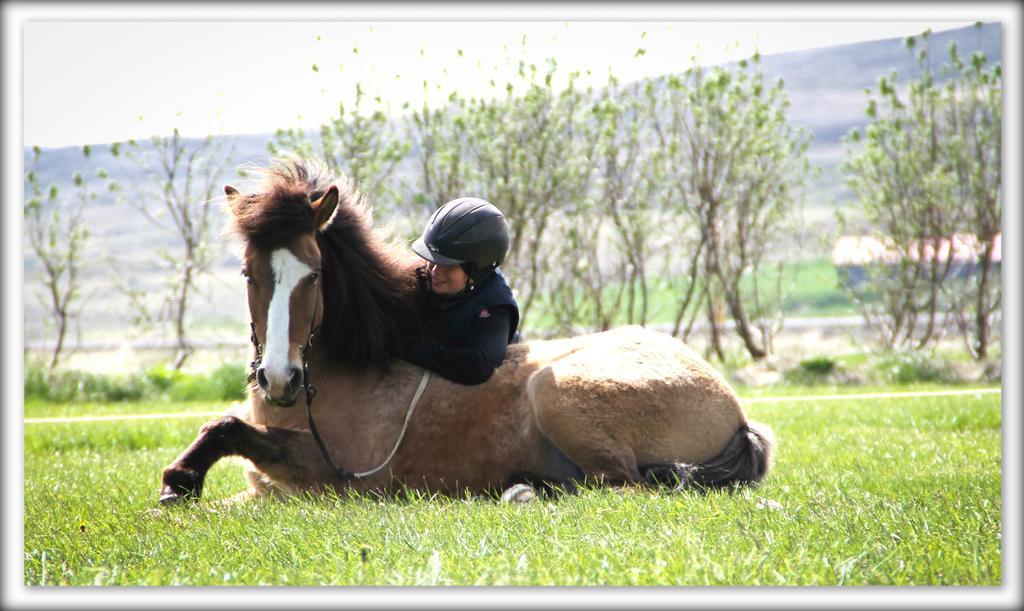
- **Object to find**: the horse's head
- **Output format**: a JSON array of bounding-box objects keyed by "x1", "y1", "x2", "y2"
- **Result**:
[{"x1": 225, "y1": 164, "x2": 339, "y2": 407}]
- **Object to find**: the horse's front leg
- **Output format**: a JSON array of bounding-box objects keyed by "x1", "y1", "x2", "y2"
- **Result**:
[{"x1": 158, "y1": 415, "x2": 334, "y2": 505}]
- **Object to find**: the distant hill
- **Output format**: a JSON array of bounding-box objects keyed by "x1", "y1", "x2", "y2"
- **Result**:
[
  {"x1": 25, "y1": 22, "x2": 1001, "y2": 215},
  {"x1": 756, "y1": 22, "x2": 1001, "y2": 209},
  {"x1": 22, "y1": 22, "x2": 1002, "y2": 345}
]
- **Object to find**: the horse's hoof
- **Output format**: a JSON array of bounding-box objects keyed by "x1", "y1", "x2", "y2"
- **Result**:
[
  {"x1": 158, "y1": 490, "x2": 196, "y2": 506},
  {"x1": 500, "y1": 483, "x2": 537, "y2": 504},
  {"x1": 160, "y1": 467, "x2": 204, "y2": 504}
]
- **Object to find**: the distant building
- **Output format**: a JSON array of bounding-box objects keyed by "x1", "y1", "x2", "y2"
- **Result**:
[{"x1": 833, "y1": 233, "x2": 1002, "y2": 288}]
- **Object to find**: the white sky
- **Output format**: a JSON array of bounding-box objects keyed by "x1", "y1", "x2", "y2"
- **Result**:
[{"x1": 21, "y1": 13, "x2": 986, "y2": 148}]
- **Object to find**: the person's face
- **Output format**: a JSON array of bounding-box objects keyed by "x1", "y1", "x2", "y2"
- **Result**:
[{"x1": 428, "y1": 262, "x2": 468, "y2": 294}]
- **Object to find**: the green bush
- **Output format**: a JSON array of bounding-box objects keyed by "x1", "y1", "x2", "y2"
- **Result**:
[
  {"x1": 169, "y1": 363, "x2": 248, "y2": 401},
  {"x1": 25, "y1": 362, "x2": 249, "y2": 403},
  {"x1": 24, "y1": 366, "x2": 53, "y2": 401},
  {"x1": 799, "y1": 356, "x2": 836, "y2": 375},
  {"x1": 876, "y1": 351, "x2": 946, "y2": 384},
  {"x1": 783, "y1": 355, "x2": 839, "y2": 384},
  {"x1": 144, "y1": 364, "x2": 184, "y2": 392},
  {"x1": 24, "y1": 367, "x2": 148, "y2": 402}
]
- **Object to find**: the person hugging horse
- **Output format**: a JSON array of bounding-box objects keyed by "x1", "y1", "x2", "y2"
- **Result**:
[
  {"x1": 156, "y1": 158, "x2": 774, "y2": 508},
  {"x1": 404, "y1": 198, "x2": 520, "y2": 386}
]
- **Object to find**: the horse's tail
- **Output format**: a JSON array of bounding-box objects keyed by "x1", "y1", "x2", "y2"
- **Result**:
[{"x1": 645, "y1": 421, "x2": 776, "y2": 490}]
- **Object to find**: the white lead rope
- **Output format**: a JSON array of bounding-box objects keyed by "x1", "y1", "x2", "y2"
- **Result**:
[{"x1": 349, "y1": 370, "x2": 432, "y2": 478}]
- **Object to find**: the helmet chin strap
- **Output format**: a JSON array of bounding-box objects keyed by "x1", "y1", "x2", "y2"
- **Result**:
[
  {"x1": 424, "y1": 260, "x2": 498, "y2": 301},
  {"x1": 433, "y1": 286, "x2": 471, "y2": 302},
  {"x1": 464, "y1": 262, "x2": 499, "y2": 289}
]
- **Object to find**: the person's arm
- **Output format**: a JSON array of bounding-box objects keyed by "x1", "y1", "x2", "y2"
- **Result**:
[{"x1": 404, "y1": 306, "x2": 512, "y2": 385}]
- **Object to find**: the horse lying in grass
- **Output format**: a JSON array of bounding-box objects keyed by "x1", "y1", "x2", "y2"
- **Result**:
[{"x1": 158, "y1": 159, "x2": 775, "y2": 506}]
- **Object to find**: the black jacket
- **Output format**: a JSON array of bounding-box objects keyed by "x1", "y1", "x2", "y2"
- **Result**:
[{"x1": 405, "y1": 270, "x2": 520, "y2": 385}]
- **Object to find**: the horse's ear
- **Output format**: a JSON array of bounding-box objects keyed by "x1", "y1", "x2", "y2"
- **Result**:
[
  {"x1": 312, "y1": 185, "x2": 339, "y2": 229},
  {"x1": 224, "y1": 185, "x2": 247, "y2": 218}
]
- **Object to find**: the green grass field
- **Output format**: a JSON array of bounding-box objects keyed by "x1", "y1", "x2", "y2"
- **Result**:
[
  {"x1": 23, "y1": 387, "x2": 1000, "y2": 586},
  {"x1": 526, "y1": 258, "x2": 857, "y2": 331}
]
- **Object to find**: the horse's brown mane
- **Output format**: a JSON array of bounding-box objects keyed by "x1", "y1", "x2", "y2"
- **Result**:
[
  {"x1": 228, "y1": 160, "x2": 332, "y2": 250},
  {"x1": 231, "y1": 158, "x2": 436, "y2": 372}
]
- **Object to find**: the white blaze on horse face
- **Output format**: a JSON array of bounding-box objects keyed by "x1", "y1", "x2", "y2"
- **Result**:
[{"x1": 262, "y1": 248, "x2": 313, "y2": 390}]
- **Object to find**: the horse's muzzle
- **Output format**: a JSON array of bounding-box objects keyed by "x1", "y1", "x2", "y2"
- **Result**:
[
  {"x1": 262, "y1": 391, "x2": 299, "y2": 408},
  {"x1": 256, "y1": 365, "x2": 302, "y2": 407}
]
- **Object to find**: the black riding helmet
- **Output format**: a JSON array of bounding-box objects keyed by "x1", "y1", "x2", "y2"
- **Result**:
[{"x1": 412, "y1": 197, "x2": 510, "y2": 282}]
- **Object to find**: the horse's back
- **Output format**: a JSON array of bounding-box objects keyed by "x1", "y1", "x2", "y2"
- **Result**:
[
  {"x1": 524, "y1": 325, "x2": 746, "y2": 466},
  {"x1": 522, "y1": 325, "x2": 736, "y2": 395}
]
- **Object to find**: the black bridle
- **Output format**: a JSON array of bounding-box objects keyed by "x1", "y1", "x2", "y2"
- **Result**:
[{"x1": 247, "y1": 311, "x2": 356, "y2": 482}]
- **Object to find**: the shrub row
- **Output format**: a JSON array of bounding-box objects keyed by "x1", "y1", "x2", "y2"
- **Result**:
[
  {"x1": 24, "y1": 348, "x2": 999, "y2": 403},
  {"x1": 781, "y1": 350, "x2": 1000, "y2": 386},
  {"x1": 24, "y1": 363, "x2": 248, "y2": 403}
]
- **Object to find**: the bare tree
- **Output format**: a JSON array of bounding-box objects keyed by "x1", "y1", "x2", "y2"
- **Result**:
[
  {"x1": 24, "y1": 146, "x2": 90, "y2": 369},
  {"x1": 652, "y1": 54, "x2": 811, "y2": 360},
  {"x1": 459, "y1": 58, "x2": 587, "y2": 328},
  {"x1": 111, "y1": 129, "x2": 235, "y2": 369},
  {"x1": 645, "y1": 77, "x2": 704, "y2": 344},
  {"x1": 543, "y1": 205, "x2": 625, "y2": 336},
  {"x1": 407, "y1": 85, "x2": 476, "y2": 216},
  {"x1": 537, "y1": 76, "x2": 613, "y2": 335},
  {"x1": 942, "y1": 31, "x2": 1002, "y2": 359},
  {"x1": 842, "y1": 29, "x2": 999, "y2": 356},
  {"x1": 591, "y1": 76, "x2": 661, "y2": 326},
  {"x1": 271, "y1": 81, "x2": 409, "y2": 217}
]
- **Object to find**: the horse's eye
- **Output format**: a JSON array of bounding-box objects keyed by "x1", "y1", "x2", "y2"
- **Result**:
[
  {"x1": 309, "y1": 271, "x2": 320, "y2": 284},
  {"x1": 241, "y1": 270, "x2": 253, "y2": 285}
]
